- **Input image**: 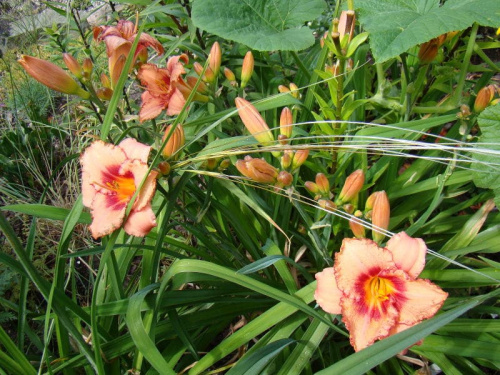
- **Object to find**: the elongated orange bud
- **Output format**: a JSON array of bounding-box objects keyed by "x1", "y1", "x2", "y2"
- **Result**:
[
  {"x1": 366, "y1": 191, "x2": 390, "y2": 243},
  {"x1": 305, "y1": 181, "x2": 319, "y2": 195},
  {"x1": 474, "y1": 85, "x2": 496, "y2": 112},
  {"x1": 240, "y1": 51, "x2": 254, "y2": 88},
  {"x1": 19, "y1": 55, "x2": 90, "y2": 99},
  {"x1": 63, "y1": 53, "x2": 83, "y2": 79},
  {"x1": 235, "y1": 156, "x2": 278, "y2": 183},
  {"x1": 162, "y1": 124, "x2": 185, "y2": 160},
  {"x1": 82, "y1": 58, "x2": 93, "y2": 79},
  {"x1": 349, "y1": 217, "x2": 366, "y2": 238},
  {"x1": 186, "y1": 76, "x2": 209, "y2": 94},
  {"x1": 235, "y1": 97, "x2": 274, "y2": 146},
  {"x1": 291, "y1": 149, "x2": 309, "y2": 171},
  {"x1": 315, "y1": 173, "x2": 330, "y2": 196},
  {"x1": 280, "y1": 107, "x2": 293, "y2": 139},
  {"x1": 338, "y1": 10, "x2": 356, "y2": 43},
  {"x1": 338, "y1": 169, "x2": 364, "y2": 203},
  {"x1": 281, "y1": 150, "x2": 292, "y2": 169},
  {"x1": 224, "y1": 67, "x2": 236, "y2": 81},
  {"x1": 208, "y1": 41, "x2": 221, "y2": 81}
]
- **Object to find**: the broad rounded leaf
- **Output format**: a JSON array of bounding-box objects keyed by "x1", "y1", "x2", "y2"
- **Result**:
[
  {"x1": 472, "y1": 103, "x2": 500, "y2": 208},
  {"x1": 357, "y1": 0, "x2": 500, "y2": 62},
  {"x1": 192, "y1": 0, "x2": 327, "y2": 51}
]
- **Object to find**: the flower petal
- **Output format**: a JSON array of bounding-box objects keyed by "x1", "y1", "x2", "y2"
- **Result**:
[
  {"x1": 396, "y1": 278, "x2": 448, "y2": 326},
  {"x1": 119, "y1": 160, "x2": 158, "y2": 211},
  {"x1": 138, "y1": 33, "x2": 164, "y2": 55},
  {"x1": 334, "y1": 238, "x2": 395, "y2": 296},
  {"x1": 88, "y1": 192, "x2": 127, "y2": 239},
  {"x1": 139, "y1": 91, "x2": 167, "y2": 122},
  {"x1": 341, "y1": 295, "x2": 399, "y2": 352},
  {"x1": 137, "y1": 64, "x2": 170, "y2": 96},
  {"x1": 314, "y1": 267, "x2": 343, "y2": 314},
  {"x1": 166, "y1": 54, "x2": 188, "y2": 82},
  {"x1": 80, "y1": 141, "x2": 127, "y2": 207},
  {"x1": 165, "y1": 88, "x2": 186, "y2": 116},
  {"x1": 123, "y1": 203, "x2": 156, "y2": 237},
  {"x1": 118, "y1": 138, "x2": 151, "y2": 163},
  {"x1": 386, "y1": 232, "x2": 427, "y2": 279}
]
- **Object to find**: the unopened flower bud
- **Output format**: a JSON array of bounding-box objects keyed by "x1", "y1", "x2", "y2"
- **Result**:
[
  {"x1": 235, "y1": 156, "x2": 278, "y2": 183},
  {"x1": 208, "y1": 41, "x2": 221, "y2": 81},
  {"x1": 158, "y1": 161, "x2": 171, "y2": 175},
  {"x1": 289, "y1": 83, "x2": 300, "y2": 99},
  {"x1": 278, "y1": 85, "x2": 290, "y2": 94},
  {"x1": 278, "y1": 134, "x2": 288, "y2": 145},
  {"x1": 349, "y1": 218, "x2": 366, "y2": 238},
  {"x1": 63, "y1": 53, "x2": 83, "y2": 79},
  {"x1": 162, "y1": 124, "x2": 185, "y2": 160},
  {"x1": 291, "y1": 149, "x2": 309, "y2": 171},
  {"x1": 100, "y1": 73, "x2": 111, "y2": 88},
  {"x1": 19, "y1": 55, "x2": 90, "y2": 99},
  {"x1": 218, "y1": 159, "x2": 230, "y2": 171},
  {"x1": 338, "y1": 10, "x2": 356, "y2": 43},
  {"x1": 418, "y1": 37, "x2": 440, "y2": 64},
  {"x1": 186, "y1": 76, "x2": 209, "y2": 94},
  {"x1": 474, "y1": 85, "x2": 496, "y2": 112},
  {"x1": 338, "y1": 169, "x2": 364, "y2": 203},
  {"x1": 276, "y1": 171, "x2": 293, "y2": 187},
  {"x1": 82, "y1": 58, "x2": 93, "y2": 79},
  {"x1": 280, "y1": 107, "x2": 293, "y2": 139},
  {"x1": 305, "y1": 181, "x2": 319, "y2": 195},
  {"x1": 318, "y1": 199, "x2": 337, "y2": 212},
  {"x1": 315, "y1": 173, "x2": 330, "y2": 196},
  {"x1": 343, "y1": 204, "x2": 354, "y2": 214},
  {"x1": 224, "y1": 67, "x2": 236, "y2": 81},
  {"x1": 96, "y1": 87, "x2": 113, "y2": 100},
  {"x1": 240, "y1": 51, "x2": 254, "y2": 88},
  {"x1": 235, "y1": 97, "x2": 274, "y2": 146},
  {"x1": 366, "y1": 191, "x2": 390, "y2": 243},
  {"x1": 204, "y1": 158, "x2": 218, "y2": 171}
]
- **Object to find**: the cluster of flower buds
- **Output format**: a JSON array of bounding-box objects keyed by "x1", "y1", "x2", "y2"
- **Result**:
[
  {"x1": 202, "y1": 157, "x2": 231, "y2": 172},
  {"x1": 321, "y1": 10, "x2": 356, "y2": 56},
  {"x1": 305, "y1": 173, "x2": 331, "y2": 200},
  {"x1": 193, "y1": 42, "x2": 222, "y2": 84},
  {"x1": 278, "y1": 83, "x2": 300, "y2": 99},
  {"x1": 474, "y1": 84, "x2": 499, "y2": 112},
  {"x1": 235, "y1": 156, "x2": 292, "y2": 191},
  {"x1": 18, "y1": 55, "x2": 91, "y2": 99}
]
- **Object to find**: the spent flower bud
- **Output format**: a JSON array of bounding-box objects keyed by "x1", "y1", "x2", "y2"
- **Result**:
[{"x1": 235, "y1": 156, "x2": 278, "y2": 184}]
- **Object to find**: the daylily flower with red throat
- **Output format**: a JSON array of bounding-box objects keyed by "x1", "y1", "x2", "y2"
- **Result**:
[
  {"x1": 94, "y1": 19, "x2": 164, "y2": 87},
  {"x1": 315, "y1": 232, "x2": 447, "y2": 352},
  {"x1": 137, "y1": 54, "x2": 189, "y2": 122},
  {"x1": 81, "y1": 138, "x2": 158, "y2": 239}
]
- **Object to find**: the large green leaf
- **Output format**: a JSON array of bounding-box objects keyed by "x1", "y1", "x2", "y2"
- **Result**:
[
  {"x1": 472, "y1": 103, "x2": 500, "y2": 208},
  {"x1": 357, "y1": 0, "x2": 500, "y2": 62},
  {"x1": 191, "y1": 0, "x2": 327, "y2": 51}
]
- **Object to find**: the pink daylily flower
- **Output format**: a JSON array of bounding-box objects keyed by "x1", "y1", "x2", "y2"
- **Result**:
[
  {"x1": 315, "y1": 232, "x2": 448, "y2": 352},
  {"x1": 94, "y1": 20, "x2": 164, "y2": 87},
  {"x1": 80, "y1": 138, "x2": 158, "y2": 239},
  {"x1": 136, "y1": 54, "x2": 189, "y2": 122}
]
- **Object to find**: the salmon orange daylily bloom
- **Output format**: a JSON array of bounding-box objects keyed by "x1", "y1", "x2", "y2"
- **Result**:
[
  {"x1": 137, "y1": 55, "x2": 189, "y2": 122},
  {"x1": 315, "y1": 232, "x2": 447, "y2": 352},
  {"x1": 94, "y1": 19, "x2": 164, "y2": 87},
  {"x1": 81, "y1": 138, "x2": 158, "y2": 239}
]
